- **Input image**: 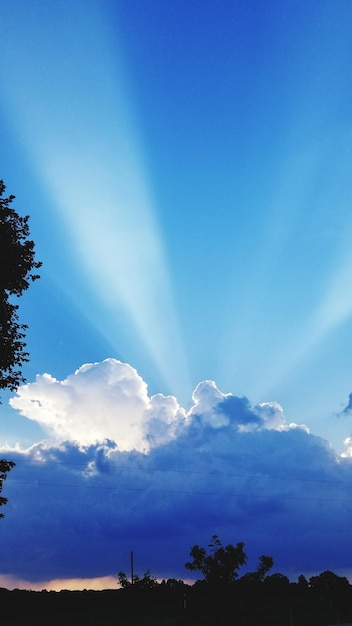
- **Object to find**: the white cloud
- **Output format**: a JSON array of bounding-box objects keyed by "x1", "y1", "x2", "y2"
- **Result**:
[
  {"x1": 253, "y1": 401, "x2": 309, "y2": 433},
  {"x1": 9, "y1": 359, "x2": 187, "y2": 452},
  {"x1": 9, "y1": 361, "x2": 309, "y2": 450},
  {"x1": 189, "y1": 380, "x2": 230, "y2": 428},
  {"x1": 143, "y1": 393, "x2": 188, "y2": 448},
  {"x1": 341, "y1": 437, "x2": 352, "y2": 457},
  {"x1": 252, "y1": 402, "x2": 286, "y2": 430}
]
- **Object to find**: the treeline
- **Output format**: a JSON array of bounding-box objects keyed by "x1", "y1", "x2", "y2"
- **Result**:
[
  {"x1": 1, "y1": 572, "x2": 352, "y2": 626},
  {"x1": 115, "y1": 568, "x2": 352, "y2": 626}
]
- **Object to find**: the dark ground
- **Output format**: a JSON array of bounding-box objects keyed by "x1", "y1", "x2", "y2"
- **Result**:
[{"x1": 1, "y1": 577, "x2": 351, "y2": 626}]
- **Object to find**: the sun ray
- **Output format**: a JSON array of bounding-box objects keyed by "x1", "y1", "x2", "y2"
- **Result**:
[{"x1": 0, "y1": 1, "x2": 191, "y2": 401}]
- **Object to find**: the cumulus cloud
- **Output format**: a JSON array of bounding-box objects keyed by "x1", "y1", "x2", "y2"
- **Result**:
[
  {"x1": 188, "y1": 380, "x2": 260, "y2": 430},
  {"x1": 3, "y1": 359, "x2": 352, "y2": 586},
  {"x1": 9, "y1": 359, "x2": 187, "y2": 452},
  {"x1": 10, "y1": 361, "x2": 300, "y2": 452},
  {"x1": 187, "y1": 379, "x2": 307, "y2": 433}
]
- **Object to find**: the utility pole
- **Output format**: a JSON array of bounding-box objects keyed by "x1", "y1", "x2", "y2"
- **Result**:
[{"x1": 130, "y1": 550, "x2": 134, "y2": 586}]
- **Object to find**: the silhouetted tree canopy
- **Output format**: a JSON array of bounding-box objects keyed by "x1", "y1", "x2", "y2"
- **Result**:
[
  {"x1": 185, "y1": 534, "x2": 247, "y2": 585},
  {"x1": 309, "y1": 570, "x2": 350, "y2": 593},
  {"x1": 0, "y1": 459, "x2": 15, "y2": 518},
  {"x1": 0, "y1": 179, "x2": 41, "y2": 396},
  {"x1": 0, "y1": 179, "x2": 41, "y2": 516},
  {"x1": 117, "y1": 569, "x2": 158, "y2": 590},
  {"x1": 241, "y1": 554, "x2": 274, "y2": 583}
]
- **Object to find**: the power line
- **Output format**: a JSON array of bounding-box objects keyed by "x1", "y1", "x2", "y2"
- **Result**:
[
  {"x1": 7, "y1": 477, "x2": 352, "y2": 504},
  {"x1": 9, "y1": 456, "x2": 352, "y2": 487}
]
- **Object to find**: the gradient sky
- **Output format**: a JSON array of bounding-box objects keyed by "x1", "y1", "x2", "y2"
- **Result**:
[{"x1": 1, "y1": 0, "x2": 352, "y2": 590}]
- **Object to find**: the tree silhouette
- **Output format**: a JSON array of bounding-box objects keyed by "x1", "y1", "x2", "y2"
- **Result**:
[
  {"x1": 0, "y1": 179, "x2": 41, "y2": 515},
  {"x1": 0, "y1": 179, "x2": 41, "y2": 396},
  {"x1": 185, "y1": 534, "x2": 247, "y2": 585},
  {"x1": 0, "y1": 459, "x2": 15, "y2": 518},
  {"x1": 241, "y1": 554, "x2": 274, "y2": 583},
  {"x1": 117, "y1": 569, "x2": 158, "y2": 589},
  {"x1": 309, "y1": 570, "x2": 350, "y2": 593}
]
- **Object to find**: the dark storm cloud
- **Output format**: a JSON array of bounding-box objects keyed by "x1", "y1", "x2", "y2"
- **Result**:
[{"x1": 2, "y1": 407, "x2": 352, "y2": 584}]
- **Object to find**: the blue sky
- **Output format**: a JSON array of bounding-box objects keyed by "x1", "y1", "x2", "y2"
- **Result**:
[{"x1": 1, "y1": 0, "x2": 352, "y2": 590}]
